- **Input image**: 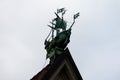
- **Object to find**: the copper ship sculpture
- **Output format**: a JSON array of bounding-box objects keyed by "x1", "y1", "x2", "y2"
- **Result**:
[{"x1": 44, "y1": 8, "x2": 79, "y2": 63}]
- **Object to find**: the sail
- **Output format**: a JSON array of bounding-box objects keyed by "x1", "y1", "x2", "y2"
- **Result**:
[{"x1": 55, "y1": 18, "x2": 67, "y2": 30}]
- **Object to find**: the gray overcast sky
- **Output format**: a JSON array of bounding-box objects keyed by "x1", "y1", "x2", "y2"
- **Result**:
[{"x1": 0, "y1": 0, "x2": 120, "y2": 80}]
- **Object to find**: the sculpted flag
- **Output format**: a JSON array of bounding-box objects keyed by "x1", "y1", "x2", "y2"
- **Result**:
[
  {"x1": 74, "y1": 12, "x2": 80, "y2": 19},
  {"x1": 57, "y1": 8, "x2": 65, "y2": 14}
]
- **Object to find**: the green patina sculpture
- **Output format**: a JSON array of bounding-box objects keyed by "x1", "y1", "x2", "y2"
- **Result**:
[{"x1": 44, "y1": 8, "x2": 79, "y2": 62}]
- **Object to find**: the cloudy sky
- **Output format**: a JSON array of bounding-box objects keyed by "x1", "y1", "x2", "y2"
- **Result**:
[{"x1": 0, "y1": 0, "x2": 120, "y2": 80}]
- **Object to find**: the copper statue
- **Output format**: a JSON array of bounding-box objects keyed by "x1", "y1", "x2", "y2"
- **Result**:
[{"x1": 44, "y1": 8, "x2": 79, "y2": 62}]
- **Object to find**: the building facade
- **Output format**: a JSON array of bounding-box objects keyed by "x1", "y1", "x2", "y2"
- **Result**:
[{"x1": 31, "y1": 48, "x2": 83, "y2": 80}]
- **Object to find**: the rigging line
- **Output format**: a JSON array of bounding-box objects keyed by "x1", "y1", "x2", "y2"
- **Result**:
[
  {"x1": 45, "y1": 29, "x2": 52, "y2": 41},
  {"x1": 70, "y1": 19, "x2": 75, "y2": 29}
]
